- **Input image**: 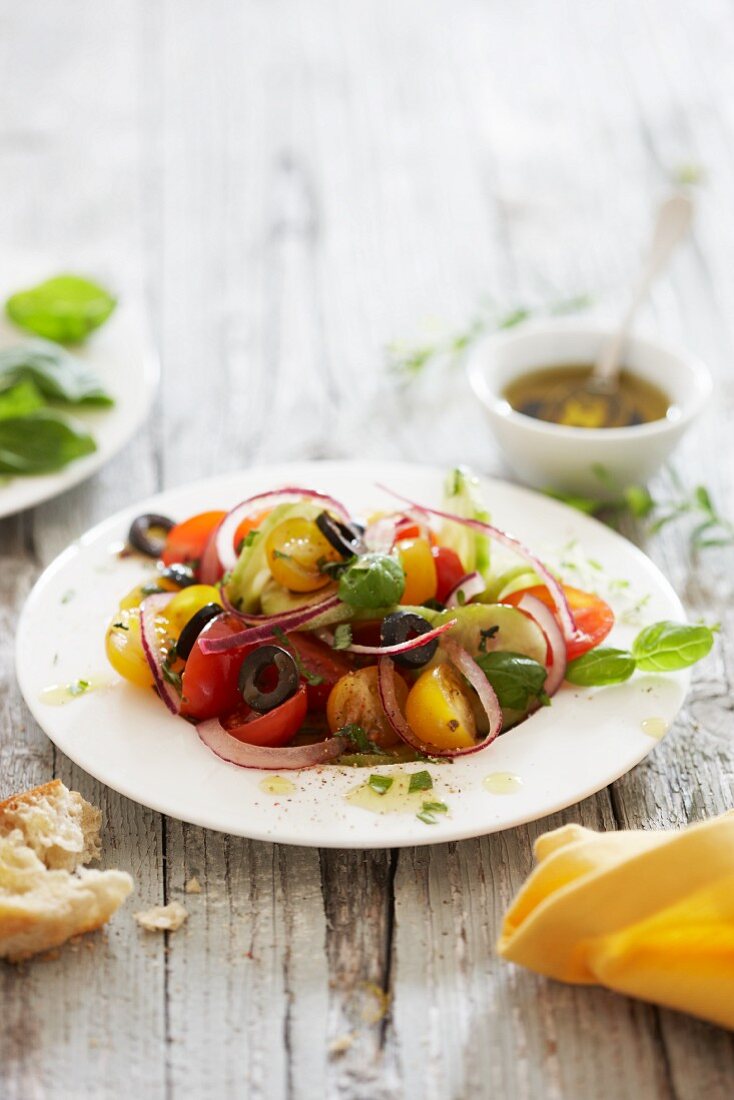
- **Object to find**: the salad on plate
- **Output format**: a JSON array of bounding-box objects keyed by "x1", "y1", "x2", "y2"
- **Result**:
[{"x1": 105, "y1": 468, "x2": 713, "y2": 770}]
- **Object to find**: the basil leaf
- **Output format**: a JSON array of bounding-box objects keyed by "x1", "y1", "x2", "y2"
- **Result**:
[
  {"x1": 338, "y1": 553, "x2": 405, "y2": 609},
  {"x1": 6, "y1": 274, "x2": 116, "y2": 343},
  {"x1": 565, "y1": 647, "x2": 637, "y2": 686},
  {"x1": 0, "y1": 380, "x2": 45, "y2": 419},
  {"x1": 0, "y1": 340, "x2": 113, "y2": 406},
  {"x1": 632, "y1": 621, "x2": 715, "y2": 672},
  {"x1": 0, "y1": 409, "x2": 96, "y2": 473},
  {"x1": 408, "y1": 770, "x2": 433, "y2": 793},
  {"x1": 475, "y1": 650, "x2": 548, "y2": 712}
]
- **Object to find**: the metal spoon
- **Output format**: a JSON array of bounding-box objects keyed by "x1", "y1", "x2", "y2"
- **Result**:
[{"x1": 592, "y1": 191, "x2": 694, "y2": 391}]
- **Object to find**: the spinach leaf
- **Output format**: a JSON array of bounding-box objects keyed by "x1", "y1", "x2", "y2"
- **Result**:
[
  {"x1": 338, "y1": 553, "x2": 405, "y2": 609},
  {"x1": 475, "y1": 650, "x2": 549, "y2": 712},
  {"x1": 565, "y1": 647, "x2": 637, "y2": 686},
  {"x1": 0, "y1": 340, "x2": 113, "y2": 406},
  {"x1": 6, "y1": 274, "x2": 116, "y2": 343},
  {"x1": 0, "y1": 380, "x2": 45, "y2": 419},
  {"x1": 0, "y1": 409, "x2": 96, "y2": 473},
  {"x1": 632, "y1": 621, "x2": 715, "y2": 671}
]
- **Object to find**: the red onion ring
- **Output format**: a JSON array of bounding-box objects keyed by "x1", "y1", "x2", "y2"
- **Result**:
[
  {"x1": 377, "y1": 646, "x2": 502, "y2": 759},
  {"x1": 197, "y1": 720, "x2": 346, "y2": 770},
  {"x1": 516, "y1": 593, "x2": 567, "y2": 696},
  {"x1": 377, "y1": 485, "x2": 577, "y2": 643},
  {"x1": 214, "y1": 487, "x2": 352, "y2": 572},
  {"x1": 198, "y1": 594, "x2": 343, "y2": 654},
  {"x1": 324, "y1": 617, "x2": 456, "y2": 656},
  {"x1": 140, "y1": 593, "x2": 181, "y2": 715},
  {"x1": 364, "y1": 514, "x2": 400, "y2": 553},
  {"x1": 445, "y1": 571, "x2": 485, "y2": 609}
]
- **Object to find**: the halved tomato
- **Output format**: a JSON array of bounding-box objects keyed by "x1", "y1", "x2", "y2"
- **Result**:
[
  {"x1": 432, "y1": 546, "x2": 466, "y2": 604},
  {"x1": 221, "y1": 684, "x2": 308, "y2": 747},
  {"x1": 162, "y1": 511, "x2": 227, "y2": 569},
  {"x1": 504, "y1": 583, "x2": 614, "y2": 661},
  {"x1": 180, "y1": 613, "x2": 254, "y2": 721},
  {"x1": 286, "y1": 632, "x2": 354, "y2": 711}
]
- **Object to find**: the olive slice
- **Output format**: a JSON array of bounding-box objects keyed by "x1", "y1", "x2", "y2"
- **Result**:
[
  {"x1": 238, "y1": 645, "x2": 299, "y2": 713},
  {"x1": 315, "y1": 511, "x2": 364, "y2": 558},
  {"x1": 129, "y1": 513, "x2": 175, "y2": 558},
  {"x1": 380, "y1": 611, "x2": 438, "y2": 669},
  {"x1": 176, "y1": 603, "x2": 223, "y2": 660},
  {"x1": 159, "y1": 563, "x2": 197, "y2": 588}
]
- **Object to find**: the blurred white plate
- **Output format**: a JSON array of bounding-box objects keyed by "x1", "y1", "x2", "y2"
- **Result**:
[
  {"x1": 16, "y1": 461, "x2": 689, "y2": 848},
  {"x1": 0, "y1": 276, "x2": 157, "y2": 518}
]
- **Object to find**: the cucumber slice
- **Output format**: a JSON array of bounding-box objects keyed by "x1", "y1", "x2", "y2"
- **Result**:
[{"x1": 433, "y1": 603, "x2": 547, "y2": 665}]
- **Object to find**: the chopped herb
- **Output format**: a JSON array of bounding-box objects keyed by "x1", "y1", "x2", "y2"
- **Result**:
[
  {"x1": 141, "y1": 582, "x2": 163, "y2": 596},
  {"x1": 421, "y1": 800, "x2": 448, "y2": 815},
  {"x1": 112, "y1": 621, "x2": 129, "y2": 631},
  {"x1": 236, "y1": 530, "x2": 259, "y2": 554},
  {"x1": 478, "y1": 625, "x2": 499, "y2": 653},
  {"x1": 318, "y1": 554, "x2": 356, "y2": 580},
  {"x1": 332, "y1": 624, "x2": 353, "y2": 651},
  {"x1": 67, "y1": 679, "x2": 90, "y2": 697},
  {"x1": 272, "y1": 549, "x2": 292, "y2": 561},
  {"x1": 368, "y1": 774, "x2": 394, "y2": 796},
  {"x1": 60, "y1": 588, "x2": 75, "y2": 604},
  {"x1": 408, "y1": 770, "x2": 433, "y2": 794},
  {"x1": 337, "y1": 723, "x2": 388, "y2": 756},
  {"x1": 416, "y1": 810, "x2": 439, "y2": 825}
]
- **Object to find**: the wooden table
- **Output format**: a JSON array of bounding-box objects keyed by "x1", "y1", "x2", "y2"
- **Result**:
[{"x1": 2, "y1": 2, "x2": 733, "y2": 1096}]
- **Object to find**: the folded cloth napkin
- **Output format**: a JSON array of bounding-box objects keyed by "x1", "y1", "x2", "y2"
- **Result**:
[{"x1": 497, "y1": 813, "x2": 734, "y2": 1030}]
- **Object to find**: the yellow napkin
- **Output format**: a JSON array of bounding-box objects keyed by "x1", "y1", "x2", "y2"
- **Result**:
[{"x1": 497, "y1": 813, "x2": 734, "y2": 1030}]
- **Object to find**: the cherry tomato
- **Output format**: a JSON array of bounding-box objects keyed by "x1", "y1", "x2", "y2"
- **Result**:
[
  {"x1": 221, "y1": 683, "x2": 308, "y2": 747},
  {"x1": 105, "y1": 609, "x2": 153, "y2": 688},
  {"x1": 265, "y1": 517, "x2": 341, "y2": 592},
  {"x1": 432, "y1": 546, "x2": 466, "y2": 604},
  {"x1": 404, "y1": 664, "x2": 476, "y2": 750},
  {"x1": 504, "y1": 583, "x2": 614, "y2": 661},
  {"x1": 233, "y1": 508, "x2": 272, "y2": 553},
  {"x1": 180, "y1": 613, "x2": 254, "y2": 721},
  {"x1": 286, "y1": 632, "x2": 354, "y2": 711},
  {"x1": 161, "y1": 511, "x2": 227, "y2": 569},
  {"x1": 396, "y1": 538, "x2": 438, "y2": 605},
  {"x1": 326, "y1": 666, "x2": 408, "y2": 748},
  {"x1": 165, "y1": 585, "x2": 223, "y2": 637}
]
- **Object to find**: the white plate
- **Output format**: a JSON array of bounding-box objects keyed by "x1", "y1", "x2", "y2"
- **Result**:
[
  {"x1": 16, "y1": 461, "x2": 689, "y2": 848},
  {"x1": 0, "y1": 289, "x2": 157, "y2": 518}
]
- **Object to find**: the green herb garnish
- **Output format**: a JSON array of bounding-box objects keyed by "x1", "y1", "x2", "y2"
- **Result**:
[
  {"x1": 0, "y1": 340, "x2": 114, "y2": 405},
  {"x1": 478, "y1": 625, "x2": 499, "y2": 653},
  {"x1": 67, "y1": 679, "x2": 90, "y2": 697},
  {"x1": 475, "y1": 651, "x2": 549, "y2": 712},
  {"x1": 337, "y1": 723, "x2": 388, "y2": 756},
  {"x1": 6, "y1": 274, "x2": 116, "y2": 344},
  {"x1": 368, "y1": 774, "x2": 394, "y2": 796},
  {"x1": 563, "y1": 647, "x2": 637, "y2": 687},
  {"x1": 338, "y1": 553, "x2": 405, "y2": 609},
  {"x1": 408, "y1": 770, "x2": 433, "y2": 794},
  {"x1": 421, "y1": 800, "x2": 448, "y2": 815},
  {"x1": 332, "y1": 624, "x2": 353, "y2": 651},
  {"x1": 236, "y1": 530, "x2": 259, "y2": 554},
  {"x1": 0, "y1": 410, "x2": 96, "y2": 474},
  {"x1": 566, "y1": 621, "x2": 716, "y2": 685}
]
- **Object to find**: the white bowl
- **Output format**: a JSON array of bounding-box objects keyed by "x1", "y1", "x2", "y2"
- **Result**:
[{"x1": 467, "y1": 320, "x2": 713, "y2": 497}]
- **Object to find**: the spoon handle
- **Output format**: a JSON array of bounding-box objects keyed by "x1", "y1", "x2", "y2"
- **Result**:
[{"x1": 594, "y1": 192, "x2": 694, "y2": 384}]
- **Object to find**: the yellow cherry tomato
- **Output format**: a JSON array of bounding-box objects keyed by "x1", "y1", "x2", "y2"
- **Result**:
[
  {"x1": 404, "y1": 664, "x2": 476, "y2": 751},
  {"x1": 118, "y1": 581, "x2": 163, "y2": 611},
  {"x1": 164, "y1": 585, "x2": 222, "y2": 637},
  {"x1": 326, "y1": 666, "x2": 408, "y2": 749},
  {"x1": 396, "y1": 538, "x2": 438, "y2": 606},
  {"x1": 105, "y1": 609, "x2": 153, "y2": 688},
  {"x1": 265, "y1": 517, "x2": 341, "y2": 593}
]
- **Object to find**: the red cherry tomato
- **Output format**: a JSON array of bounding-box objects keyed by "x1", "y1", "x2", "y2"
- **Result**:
[
  {"x1": 394, "y1": 518, "x2": 437, "y2": 546},
  {"x1": 180, "y1": 613, "x2": 254, "y2": 721},
  {"x1": 286, "y1": 632, "x2": 354, "y2": 711},
  {"x1": 432, "y1": 546, "x2": 466, "y2": 604},
  {"x1": 233, "y1": 508, "x2": 272, "y2": 553},
  {"x1": 504, "y1": 584, "x2": 614, "y2": 661},
  {"x1": 162, "y1": 511, "x2": 227, "y2": 569},
  {"x1": 221, "y1": 684, "x2": 308, "y2": 747}
]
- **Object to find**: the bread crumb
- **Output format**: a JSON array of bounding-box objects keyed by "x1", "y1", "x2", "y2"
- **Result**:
[
  {"x1": 134, "y1": 901, "x2": 188, "y2": 932},
  {"x1": 184, "y1": 876, "x2": 201, "y2": 894},
  {"x1": 329, "y1": 1032, "x2": 355, "y2": 1056}
]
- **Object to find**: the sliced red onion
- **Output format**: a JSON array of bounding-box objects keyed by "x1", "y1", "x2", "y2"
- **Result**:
[
  {"x1": 215, "y1": 487, "x2": 352, "y2": 572},
  {"x1": 331, "y1": 617, "x2": 456, "y2": 656},
  {"x1": 198, "y1": 525, "x2": 223, "y2": 585},
  {"x1": 140, "y1": 593, "x2": 180, "y2": 715},
  {"x1": 197, "y1": 720, "x2": 346, "y2": 770},
  {"x1": 198, "y1": 594, "x2": 343, "y2": 654},
  {"x1": 445, "y1": 571, "x2": 485, "y2": 609},
  {"x1": 377, "y1": 486, "x2": 578, "y2": 643},
  {"x1": 377, "y1": 647, "x2": 502, "y2": 759},
  {"x1": 516, "y1": 593, "x2": 567, "y2": 696},
  {"x1": 364, "y1": 513, "x2": 400, "y2": 553}
]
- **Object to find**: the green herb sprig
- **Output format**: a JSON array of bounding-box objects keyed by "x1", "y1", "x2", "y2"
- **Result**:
[{"x1": 566, "y1": 620, "x2": 716, "y2": 686}]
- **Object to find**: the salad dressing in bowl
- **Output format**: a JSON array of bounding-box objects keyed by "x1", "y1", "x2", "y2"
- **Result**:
[{"x1": 503, "y1": 364, "x2": 672, "y2": 429}]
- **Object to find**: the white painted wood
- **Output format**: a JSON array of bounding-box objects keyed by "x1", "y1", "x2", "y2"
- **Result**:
[{"x1": 1, "y1": 0, "x2": 733, "y2": 1097}]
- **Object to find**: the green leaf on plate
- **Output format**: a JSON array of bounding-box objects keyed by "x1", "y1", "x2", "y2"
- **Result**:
[
  {"x1": 0, "y1": 340, "x2": 113, "y2": 406},
  {"x1": 0, "y1": 380, "x2": 45, "y2": 419},
  {"x1": 631, "y1": 621, "x2": 716, "y2": 672},
  {"x1": 0, "y1": 409, "x2": 96, "y2": 473},
  {"x1": 6, "y1": 274, "x2": 116, "y2": 343}
]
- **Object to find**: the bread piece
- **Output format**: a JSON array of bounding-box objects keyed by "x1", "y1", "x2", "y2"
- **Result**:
[
  {"x1": 134, "y1": 900, "x2": 188, "y2": 932},
  {"x1": 0, "y1": 780, "x2": 133, "y2": 962}
]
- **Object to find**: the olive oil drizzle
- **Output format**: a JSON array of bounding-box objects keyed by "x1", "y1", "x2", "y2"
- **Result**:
[{"x1": 503, "y1": 364, "x2": 672, "y2": 429}]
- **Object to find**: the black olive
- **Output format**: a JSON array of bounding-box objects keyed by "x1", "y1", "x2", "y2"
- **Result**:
[
  {"x1": 380, "y1": 611, "x2": 438, "y2": 668},
  {"x1": 128, "y1": 513, "x2": 175, "y2": 558},
  {"x1": 159, "y1": 563, "x2": 197, "y2": 588},
  {"x1": 238, "y1": 645, "x2": 300, "y2": 713},
  {"x1": 315, "y1": 511, "x2": 364, "y2": 558},
  {"x1": 176, "y1": 604, "x2": 223, "y2": 660}
]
